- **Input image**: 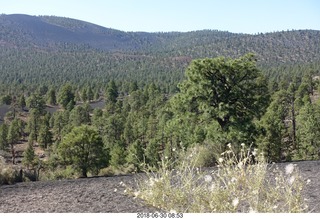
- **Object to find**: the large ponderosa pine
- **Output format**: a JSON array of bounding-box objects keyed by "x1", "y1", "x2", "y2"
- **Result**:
[{"x1": 171, "y1": 53, "x2": 269, "y2": 147}]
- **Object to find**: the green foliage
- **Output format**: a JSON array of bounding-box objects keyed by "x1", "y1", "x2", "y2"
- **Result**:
[
  {"x1": 109, "y1": 143, "x2": 126, "y2": 168},
  {"x1": 69, "y1": 104, "x2": 91, "y2": 126},
  {"x1": 183, "y1": 143, "x2": 217, "y2": 167},
  {"x1": 1, "y1": 15, "x2": 320, "y2": 183},
  {"x1": 26, "y1": 93, "x2": 45, "y2": 113},
  {"x1": 126, "y1": 140, "x2": 144, "y2": 171},
  {"x1": 40, "y1": 165, "x2": 78, "y2": 180},
  {"x1": 57, "y1": 83, "x2": 75, "y2": 109},
  {"x1": 38, "y1": 122, "x2": 53, "y2": 149},
  {"x1": 22, "y1": 141, "x2": 37, "y2": 169},
  {"x1": 295, "y1": 101, "x2": 320, "y2": 160},
  {"x1": 58, "y1": 125, "x2": 108, "y2": 177},
  {"x1": 0, "y1": 163, "x2": 23, "y2": 185},
  {"x1": 1, "y1": 95, "x2": 12, "y2": 105},
  {"x1": 18, "y1": 94, "x2": 26, "y2": 109},
  {"x1": 145, "y1": 139, "x2": 161, "y2": 167},
  {"x1": 46, "y1": 88, "x2": 57, "y2": 105},
  {"x1": 259, "y1": 90, "x2": 290, "y2": 162},
  {"x1": 7, "y1": 118, "x2": 21, "y2": 146},
  {"x1": 0, "y1": 124, "x2": 9, "y2": 151},
  {"x1": 170, "y1": 54, "x2": 269, "y2": 148},
  {"x1": 105, "y1": 80, "x2": 118, "y2": 104}
]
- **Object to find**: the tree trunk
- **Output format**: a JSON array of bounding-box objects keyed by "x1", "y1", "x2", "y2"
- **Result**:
[
  {"x1": 291, "y1": 97, "x2": 297, "y2": 150},
  {"x1": 81, "y1": 168, "x2": 87, "y2": 178},
  {"x1": 11, "y1": 144, "x2": 15, "y2": 164}
]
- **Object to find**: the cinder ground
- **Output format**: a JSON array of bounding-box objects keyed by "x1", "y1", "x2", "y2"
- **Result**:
[
  {"x1": 0, "y1": 174, "x2": 159, "y2": 213},
  {"x1": 0, "y1": 161, "x2": 320, "y2": 213}
]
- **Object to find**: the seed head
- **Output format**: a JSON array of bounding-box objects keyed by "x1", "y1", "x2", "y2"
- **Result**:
[
  {"x1": 204, "y1": 175, "x2": 212, "y2": 183},
  {"x1": 285, "y1": 164, "x2": 294, "y2": 175},
  {"x1": 232, "y1": 198, "x2": 239, "y2": 207}
]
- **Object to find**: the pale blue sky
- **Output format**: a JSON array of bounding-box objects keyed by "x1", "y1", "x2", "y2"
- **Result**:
[{"x1": 1, "y1": 0, "x2": 319, "y2": 33}]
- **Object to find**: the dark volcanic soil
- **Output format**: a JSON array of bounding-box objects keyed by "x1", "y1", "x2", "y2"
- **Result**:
[
  {"x1": 1, "y1": 160, "x2": 320, "y2": 213},
  {"x1": 0, "y1": 174, "x2": 159, "y2": 213}
]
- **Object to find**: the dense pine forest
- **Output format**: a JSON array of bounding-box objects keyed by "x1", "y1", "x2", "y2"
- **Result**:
[{"x1": 1, "y1": 14, "x2": 320, "y2": 184}]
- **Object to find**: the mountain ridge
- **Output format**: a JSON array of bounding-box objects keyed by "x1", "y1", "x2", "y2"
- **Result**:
[
  {"x1": 2, "y1": 14, "x2": 319, "y2": 58},
  {"x1": 0, "y1": 14, "x2": 320, "y2": 91}
]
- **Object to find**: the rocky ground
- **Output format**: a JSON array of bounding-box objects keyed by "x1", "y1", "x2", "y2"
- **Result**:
[{"x1": 0, "y1": 160, "x2": 320, "y2": 213}]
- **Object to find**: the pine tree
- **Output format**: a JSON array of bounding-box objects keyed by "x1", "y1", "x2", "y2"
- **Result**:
[
  {"x1": 58, "y1": 125, "x2": 107, "y2": 177},
  {"x1": 109, "y1": 143, "x2": 126, "y2": 168},
  {"x1": 0, "y1": 124, "x2": 9, "y2": 151},
  {"x1": 86, "y1": 86, "x2": 94, "y2": 102},
  {"x1": 296, "y1": 101, "x2": 320, "y2": 160},
  {"x1": 145, "y1": 139, "x2": 160, "y2": 167},
  {"x1": 38, "y1": 123, "x2": 53, "y2": 150},
  {"x1": 259, "y1": 90, "x2": 290, "y2": 162},
  {"x1": 47, "y1": 88, "x2": 57, "y2": 105},
  {"x1": 18, "y1": 94, "x2": 26, "y2": 110},
  {"x1": 81, "y1": 87, "x2": 88, "y2": 102},
  {"x1": 7, "y1": 119, "x2": 21, "y2": 164},
  {"x1": 23, "y1": 137, "x2": 36, "y2": 169},
  {"x1": 126, "y1": 140, "x2": 144, "y2": 171},
  {"x1": 58, "y1": 83, "x2": 75, "y2": 109},
  {"x1": 105, "y1": 80, "x2": 118, "y2": 104}
]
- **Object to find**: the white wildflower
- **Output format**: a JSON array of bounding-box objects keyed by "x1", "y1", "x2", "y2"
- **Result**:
[
  {"x1": 232, "y1": 198, "x2": 239, "y2": 207},
  {"x1": 307, "y1": 179, "x2": 311, "y2": 184},
  {"x1": 134, "y1": 191, "x2": 140, "y2": 197},
  {"x1": 252, "y1": 149, "x2": 258, "y2": 156},
  {"x1": 204, "y1": 175, "x2": 212, "y2": 183},
  {"x1": 119, "y1": 181, "x2": 124, "y2": 186},
  {"x1": 149, "y1": 178, "x2": 155, "y2": 187},
  {"x1": 209, "y1": 183, "x2": 216, "y2": 192},
  {"x1": 114, "y1": 188, "x2": 118, "y2": 192},
  {"x1": 231, "y1": 177, "x2": 237, "y2": 183},
  {"x1": 237, "y1": 161, "x2": 243, "y2": 168},
  {"x1": 165, "y1": 156, "x2": 168, "y2": 159},
  {"x1": 124, "y1": 189, "x2": 127, "y2": 193},
  {"x1": 172, "y1": 148, "x2": 176, "y2": 152},
  {"x1": 288, "y1": 176, "x2": 295, "y2": 185},
  {"x1": 218, "y1": 157, "x2": 224, "y2": 163},
  {"x1": 285, "y1": 164, "x2": 295, "y2": 175},
  {"x1": 273, "y1": 205, "x2": 278, "y2": 209},
  {"x1": 241, "y1": 143, "x2": 245, "y2": 147},
  {"x1": 227, "y1": 143, "x2": 232, "y2": 148}
]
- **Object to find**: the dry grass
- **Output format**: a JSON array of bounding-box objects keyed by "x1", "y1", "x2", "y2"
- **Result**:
[{"x1": 130, "y1": 143, "x2": 308, "y2": 213}]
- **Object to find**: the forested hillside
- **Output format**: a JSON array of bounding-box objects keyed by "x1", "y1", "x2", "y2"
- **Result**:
[
  {"x1": 1, "y1": 14, "x2": 320, "y2": 94},
  {"x1": 1, "y1": 14, "x2": 320, "y2": 185}
]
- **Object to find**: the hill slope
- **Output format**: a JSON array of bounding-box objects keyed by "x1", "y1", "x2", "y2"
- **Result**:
[{"x1": 0, "y1": 14, "x2": 320, "y2": 92}]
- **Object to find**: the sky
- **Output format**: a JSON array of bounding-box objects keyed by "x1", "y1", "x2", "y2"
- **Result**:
[{"x1": 1, "y1": 0, "x2": 320, "y2": 34}]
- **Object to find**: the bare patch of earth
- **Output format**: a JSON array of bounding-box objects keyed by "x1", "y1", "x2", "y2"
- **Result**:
[{"x1": 0, "y1": 160, "x2": 320, "y2": 213}]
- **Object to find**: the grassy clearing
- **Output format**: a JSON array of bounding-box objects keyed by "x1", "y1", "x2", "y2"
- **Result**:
[{"x1": 131, "y1": 144, "x2": 309, "y2": 213}]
